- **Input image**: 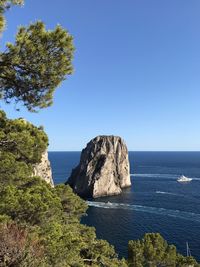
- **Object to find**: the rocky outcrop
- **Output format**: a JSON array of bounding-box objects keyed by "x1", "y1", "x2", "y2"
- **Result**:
[
  {"x1": 67, "y1": 135, "x2": 131, "y2": 198},
  {"x1": 33, "y1": 150, "x2": 54, "y2": 187}
]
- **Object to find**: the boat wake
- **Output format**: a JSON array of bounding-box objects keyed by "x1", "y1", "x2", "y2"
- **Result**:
[
  {"x1": 193, "y1": 178, "x2": 200, "y2": 181},
  {"x1": 131, "y1": 173, "x2": 200, "y2": 181},
  {"x1": 130, "y1": 173, "x2": 179, "y2": 179},
  {"x1": 155, "y1": 191, "x2": 181, "y2": 196},
  {"x1": 87, "y1": 201, "x2": 200, "y2": 223}
]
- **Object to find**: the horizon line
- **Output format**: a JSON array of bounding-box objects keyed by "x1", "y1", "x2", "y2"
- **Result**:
[{"x1": 48, "y1": 150, "x2": 200, "y2": 152}]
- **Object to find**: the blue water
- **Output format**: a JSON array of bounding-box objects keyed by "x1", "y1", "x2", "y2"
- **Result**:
[{"x1": 49, "y1": 151, "x2": 200, "y2": 260}]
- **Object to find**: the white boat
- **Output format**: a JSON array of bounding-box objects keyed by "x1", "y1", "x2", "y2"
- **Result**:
[{"x1": 177, "y1": 175, "x2": 192, "y2": 183}]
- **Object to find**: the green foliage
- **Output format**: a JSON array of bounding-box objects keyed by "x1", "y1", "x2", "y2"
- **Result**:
[
  {"x1": 176, "y1": 254, "x2": 200, "y2": 267},
  {"x1": 128, "y1": 233, "x2": 200, "y2": 267},
  {"x1": 0, "y1": 110, "x2": 48, "y2": 163},
  {"x1": 0, "y1": 177, "x2": 63, "y2": 225},
  {"x1": 0, "y1": 21, "x2": 74, "y2": 111},
  {"x1": 0, "y1": 0, "x2": 24, "y2": 33},
  {"x1": 0, "y1": 111, "x2": 48, "y2": 185},
  {"x1": 0, "y1": 105, "x2": 126, "y2": 267},
  {"x1": 40, "y1": 220, "x2": 127, "y2": 267},
  {"x1": 55, "y1": 184, "x2": 88, "y2": 219},
  {"x1": 0, "y1": 115, "x2": 125, "y2": 267},
  {"x1": 0, "y1": 0, "x2": 74, "y2": 112},
  {"x1": 0, "y1": 176, "x2": 126, "y2": 266},
  {"x1": 0, "y1": 151, "x2": 31, "y2": 185},
  {"x1": 0, "y1": 214, "x2": 11, "y2": 223}
]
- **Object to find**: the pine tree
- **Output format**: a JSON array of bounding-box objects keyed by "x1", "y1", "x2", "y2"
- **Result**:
[
  {"x1": 128, "y1": 233, "x2": 200, "y2": 267},
  {"x1": 0, "y1": 1, "x2": 24, "y2": 34},
  {"x1": 0, "y1": 2, "x2": 74, "y2": 111}
]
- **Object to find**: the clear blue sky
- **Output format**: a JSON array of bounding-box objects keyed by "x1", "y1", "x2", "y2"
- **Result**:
[{"x1": 1, "y1": 0, "x2": 200, "y2": 151}]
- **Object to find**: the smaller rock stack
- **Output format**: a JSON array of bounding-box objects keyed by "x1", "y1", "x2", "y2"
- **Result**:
[{"x1": 33, "y1": 150, "x2": 54, "y2": 187}]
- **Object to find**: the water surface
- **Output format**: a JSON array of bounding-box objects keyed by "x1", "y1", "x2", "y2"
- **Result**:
[{"x1": 49, "y1": 151, "x2": 200, "y2": 260}]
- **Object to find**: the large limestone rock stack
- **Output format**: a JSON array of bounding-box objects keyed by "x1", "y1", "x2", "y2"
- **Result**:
[
  {"x1": 33, "y1": 150, "x2": 54, "y2": 187},
  {"x1": 67, "y1": 135, "x2": 131, "y2": 198}
]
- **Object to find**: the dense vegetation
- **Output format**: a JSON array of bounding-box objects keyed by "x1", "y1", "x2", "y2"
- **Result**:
[
  {"x1": 0, "y1": 1, "x2": 199, "y2": 266},
  {"x1": 0, "y1": 110, "x2": 48, "y2": 185},
  {"x1": 0, "y1": 112, "x2": 127, "y2": 266},
  {"x1": 128, "y1": 233, "x2": 200, "y2": 267}
]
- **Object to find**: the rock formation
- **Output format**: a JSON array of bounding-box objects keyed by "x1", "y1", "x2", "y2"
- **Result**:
[
  {"x1": 33, "y1": 150, "x2": 54, "y2": 187},
  {"x1": 67, "y1": 135, "x2": 131, "y2": 198}
]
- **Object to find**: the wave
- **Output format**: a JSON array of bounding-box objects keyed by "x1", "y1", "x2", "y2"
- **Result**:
[
  {"x1": 155, "y1": 191, "x2": 180, "y2": 196},
  {"x1": 130, "y1": 173, "x2": 179, "y2": 179},
  {"x1": 131, "y1": 173, "x2": 200, "y2": 181},
  {"x1": 87, "y1": 201, "x2": 200, "y2": 223},
  {"x1": 192, "y1": 178, "x2": 200, "y2": 181}
]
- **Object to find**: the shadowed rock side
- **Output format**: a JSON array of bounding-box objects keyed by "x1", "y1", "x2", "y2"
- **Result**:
[
  {"x1": 67, "y1": 135, "x2": 131, "y2": 198},
  {"x1": 33, "y1": 150, "x2": 54, "y2": 187}
]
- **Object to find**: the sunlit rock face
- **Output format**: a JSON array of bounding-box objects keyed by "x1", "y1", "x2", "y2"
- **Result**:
[
  {"x1": 33, "y1": 150, "x2": 54, "y2": 187},
  {"x1": 67, "y1": 135, "x2": 131, "y2": 198}
]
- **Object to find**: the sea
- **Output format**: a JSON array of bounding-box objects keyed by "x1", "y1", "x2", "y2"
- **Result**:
[{"x1": 49, "y1": 151, "x2": 200, "y2": 261}]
